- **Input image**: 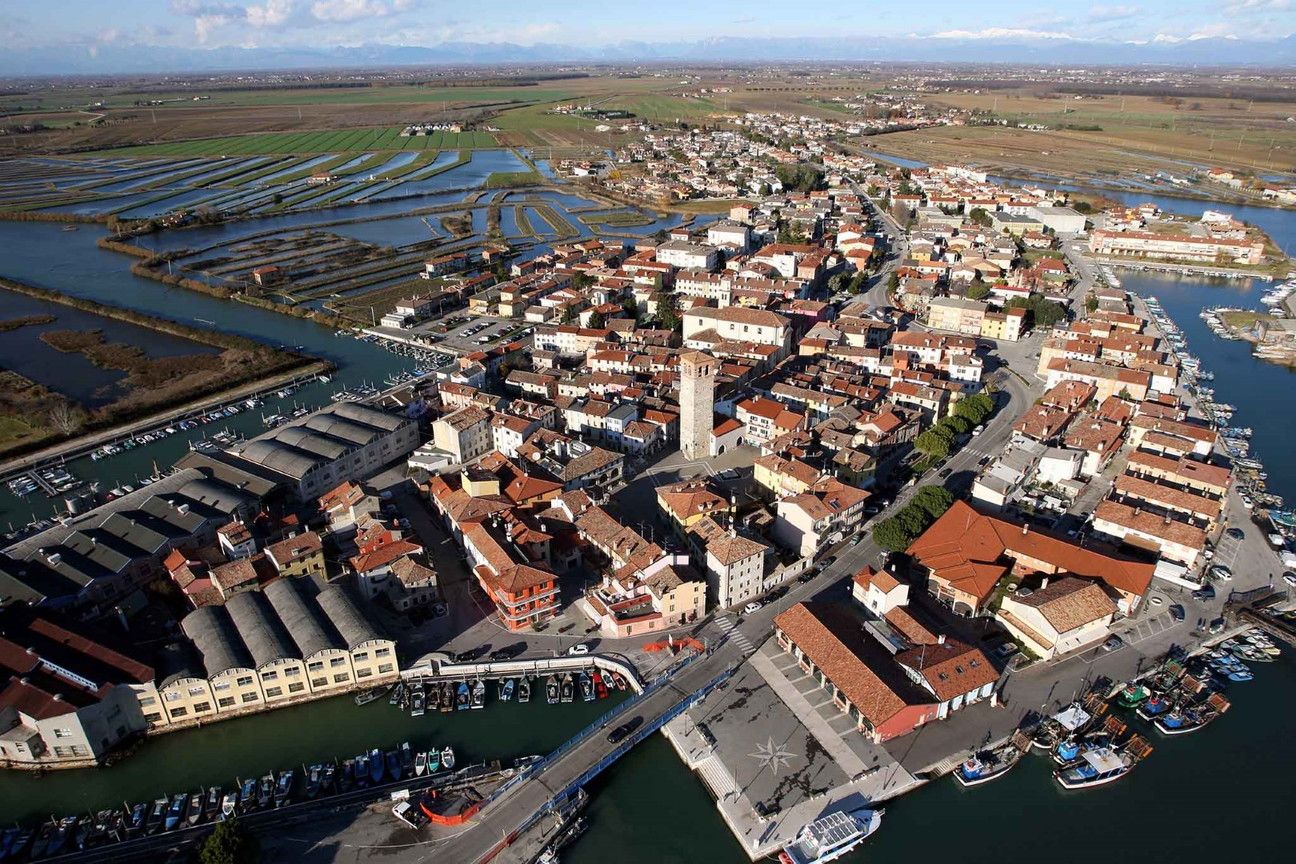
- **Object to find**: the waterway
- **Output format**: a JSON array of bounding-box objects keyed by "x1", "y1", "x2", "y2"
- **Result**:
[{"x1": 0, "y1": 688, "x2": 627, "y2": 824}]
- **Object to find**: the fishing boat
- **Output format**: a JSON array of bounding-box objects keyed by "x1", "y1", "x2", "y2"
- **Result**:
[
  {"x1": 256, "y1": 773, "x2": 275, "y2": 809},
  {"x1": 220, "y1": 792, "x2": 238, "y2": 821},
  {"x1": 441, "y1": 746, "x2": 456, "y2": 770},
  {"x1": 146, "y1": 797, "x2": 168, "y2": 835},
  {"x1": 305, "y1": 765, "x2": 323, "y2": 799},
  {"x1": 1137, "y1": 693, "x2": 1172, "y2": 720},
  {"x1": 369, "y1": 748, "x2": 385, "y2": 784},
  {"x1": 385, "y1": 750, "x2": 401, "y2": 782},
  {"x1": 560, "y1": 674, "x2": 574, "y2": 703},
  {"x1": 237, "y1": 777, "x2": 257, "y2": 813},
  {"x1": 471, "y1": 679, "x2": 486, "y2": 709},
  {"x1": 321, "y1": 762, "x2": 336, "y2": 794},
  {"x1": 610, "y1": 671, "x2": 627, "y2": 691},
  {"x1": 1052, "y1": 737, "x2": 1083, "y2": 765},
  {"x1": 456, "y1": 681, "x2": 471, "y2": 710},
  {"x1": 546, "y1": 675, "x2": 559, "y2": 704},
  {"x1": 778, "y1": 807, "x2": 883, "y2": 864},
  {"x1": 579, "y1": 672, "x2": 594, "y2": 702},
  {"x1": 1115, "y1": 683, "x2": 1150, "y2": 709},
  {"x1": 344, "y1": 757, "x2": 360, "y2": 791},
  {"x1": 400, "y1": 742, "x2": 414, "y2": 777},
  {"x1": 205, "y1": 787, "x2": 220, "y2": 821},
  {"x1": 185, "y1": 790, "x2": 205, "y2": 827},
  {"x1": 355, "y1": 686, "x2": 389, "y2": 706},
  {"x1": 1054, "y1": 747, "x2": 1134, "y2": 789},
  {"x1": 427, "y1": 749, "x2": 441, "y2": 773},
  {"x1": 415, "y1": 751, "x2": 428, "y2": 776},
  {"x1": 389, "y1": 683, "x2": 404, "y2": 706},
  {"x1": 441, "y1": 681, "x2": 455, "y2": 712},
  {"x1": 356, "y1": 753, "x2": 372, "y2": 787},
  {"x1": 126, "y1": 802, "x2": 148, "y2": 836},
  {"x1": 164, "y1": 793, "x2": 188, "y2": 831},
  {"x1": 274, "y1": 770, "x2": 294, "y2": 808},
  {"x1": 428, "y1": 684, "x2": 441, "y2": 712},
  {"x1": 499, "y1": 678, "x2": 515, "y2": 702},
  {"x1": 1031, "y1": 703, "x2": 1091, "y2": 750},
  {"x1": 593, "y1": 670, "x2": 608, "y2": 699},
  {"x1": 953, "y1": 743, "x2": 1023, "y2": 787},
  {"x1": 518, "y1": 677, "x2": 532, "y2": 703},
  {"x1": 410, "y1": 684, "x2": 425, "y2": 717}
]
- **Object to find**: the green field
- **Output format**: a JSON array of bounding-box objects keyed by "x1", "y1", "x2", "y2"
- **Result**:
[{"x1": 94, "y1": 127, "x2": 497, "y2": 157}]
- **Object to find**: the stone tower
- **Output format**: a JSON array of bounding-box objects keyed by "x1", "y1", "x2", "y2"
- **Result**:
[{"x1": 679, "y1": 351, "x2": 717, "y2": 461}]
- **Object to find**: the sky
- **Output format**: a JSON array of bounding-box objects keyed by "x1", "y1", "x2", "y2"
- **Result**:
[{"x1": 4, "y1": 0, "x2": 1294, "y2": 58}]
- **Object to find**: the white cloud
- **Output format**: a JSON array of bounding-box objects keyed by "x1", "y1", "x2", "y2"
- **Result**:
[
  {"x1": 1088, "y1": 4, "x2": 1140, "y2": 21},
  {"x1": 930, "y1": 27, "x2": 1077, "y2": 40},
  {"x1": 1226, "y1": 0, "x2": 1290, "y2": 11},
  {"x1": 246, "y1": 0, "x2": 297, "y2": 28},
  {"x1": 311, "y1": 1, "x2": 394, "y2": 22}
]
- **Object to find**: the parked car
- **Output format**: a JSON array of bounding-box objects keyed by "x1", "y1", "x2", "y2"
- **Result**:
[
  {"x1": 1208, "y1": 564, "x2": 1233, "y2": 582},
  {"x1": 566, "y1": 643, "x2": 592, "y2": 656},
  {"x1": 717, "y1": 468, "x2": 740, "y2": 481},
  {"x1": 1101, "y1": 634, "x2": 1125, "y2": 652},
  {"x1": 607, "y1": 716, "x2": 644, "y2": 744},
  {"x1": 972, "y1": 425, "x2": 984, "y2": 437},
  {"x1": 1168, "y1": 603, "x2": 1185, "y2": 621},
  {"x1": 489, "y1": 644, "x2": 526, "y2": 661},
  {"x1": 820, "y1": 556, "x2": 837, "y2": 569},
  {"x1": 766, "y1": 586, "x2": 788, "y2": 602},
  {"x1": 742, "y1": 601, "x2": 763, "y2": 615},
  {"x1": 1225, "y1": 527, "x2": 1245, "y2": 541},
  {"x1": 797, "y1": 571, "x2": 816, "y2": 584},
  {"x1": 938, "y1": 467, "x2": 954, "y2": 479},
  {"x1": 1283, "y1": 571, "x2": 1296, "y2": 588},
  {"x1": 1192, "y1": 584, "x2": 1216, "y2": 601}
]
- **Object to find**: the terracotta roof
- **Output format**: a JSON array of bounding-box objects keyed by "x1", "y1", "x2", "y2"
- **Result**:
[
  {"x1": 895, "y1": 639, "x2": 998, "y2": 702},
  {"x1": 907, "y1": 501, "x2": 1154, "y2": 604},
  {"x1": 774, "y1": 602, "x2": 933, "y2": 729},
  {"x1": 1013, "y1": 576, "x2": 1116, "y2": 633},
  {"x1": 350, "y1": 539, "x2": 423, "y2": 574}
]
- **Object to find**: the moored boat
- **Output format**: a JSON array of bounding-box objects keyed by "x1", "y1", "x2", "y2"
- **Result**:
[
  {"x1": 257, "y1": 774, "x2": 274, "y2": 809},
  {"x1": 778, "y1": 807, "x2": 883, "y2": 864},
  {"x1": 593, "y1": 670, "x2": 608, "y2": 699},
  {"x1": 560, "y1": 674, "x2": 574, "y2": 703},
  {"x1": 1116, "y1": 683, "x2": 1150, "y2": 709},
  {"x1": 355, "y1": 686, "x2": 389, "y2": 706},
  {"x1": 238, "y1": 778, "x2": 257, "y2": 812},
  {"x1": 427, "y1": 749, "x2": 441, "y2": 773},
  {"x1": 518, "y1": 677, "x2": 532, "y2": 703},
  {"x1": 274, "y1": 769, "x2": 294, "y2": 808},
  {"x1": 410, "y1": 683, "x2": 425, "y2": 717},
  {"x1": 164, "y1": 793, "x2": 188, "y2": 831},
  {"x1": 400, "y1": 742, "x2": 414, "y2": 777},
  {"x1": 471, "y1": 679, "x2": 486, "y2": 709},
  {"x1": 385, "y1": 750, "x2": 401, "y2": 782},
  {"x1": 441, "y1": 681, "x2": 455, "y2": 712},
  {"x1": 220, "y1": 792, "x2": 238, "y2": 821},
  {"x1": 1054, "y1": 747, "x2": 1134, "y2": 789},
  {"x1": 305, "y1": 765, "x2": 323, "y2": 799},
  {"x1": 500, "y1": 678, "x2": 515, "y2": 702},
  {"x1": 441, "y1": 746, "x2": 456, "y2": 770},
  {"x1": 185, "y1": 789, "x2": 205, "y2": 826},
  {"x1": 456, "y1": 681, "x2": 470, "y2": 710},
  {"x1": 126, "y1": 802, "x2": 148, "y2": 836},
  {"x1": 579, "y1": 672, "x2": 594, "y2": 702},
  {"x1": 546, "y1": 675, "x2": 559, "y2": 704},
  {"x1": 369, "y1": 748, "x2": 384, "y2": 784},
  {"x1": 415, "y1": 751, "x2": 427, "y2": 776}
]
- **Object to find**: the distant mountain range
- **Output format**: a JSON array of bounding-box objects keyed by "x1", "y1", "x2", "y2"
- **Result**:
[{"x1": 5, "y1": 34, "x2": 1295, "y2": 76}]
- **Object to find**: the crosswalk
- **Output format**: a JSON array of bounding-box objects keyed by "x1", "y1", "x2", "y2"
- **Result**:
[{"x1": 715, "y1": 614, "x2": 755, "y2": 655}]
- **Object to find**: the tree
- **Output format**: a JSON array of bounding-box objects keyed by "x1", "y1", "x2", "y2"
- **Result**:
[
  {"x1": 1085, "y1": 296, "x2": 1099, "y2": 313},
  {"x1": 942, "y1": 415, "x2": 972, "y2": 435},
  {"x1": 198, "y1": 819, "x2": 259, "y2": 864},
  {"x1": 914, "y1": 428, "x2": 951, "y2": 459},
  {"x1": 827, "y1": 272, "x2": 850, "y2": 295},
  {"x1": 954, "y1": 399, "x2": 989, "y2": 425},
  {"x1": 912, "y1": 485, "x2": 955, "y2": 521},
  {"x1": 964, "y1": 393, "x2": 994, "y2": 417},
  {"x1": 873, "y1": 517, "x2": 914, "y2": 553},
  {"x1": 886, "y1": 272, "x2": 899, "y2": 293},
  {"x1": 47, "y1": 403, "x2": 85, "y2": 435},
  {"x1": 571, "y1": 272, "x2": 594, "y2": 291},
  {"x1": 1073, "y1": 201, "x2": 1093, "y2": 214},
  {"x1": 560, "y1": 305, "x2": 578, "y2": 324},
  {"x1": 587, "y1": 310, "x2": 606, "y2": 329},
  {"x1": 896, "y1": 505, "x2": 929, "y2": 537},
  {"x1": 968, "y1": 207, "x2": 991, "y2": 227},
  {"x1": 774, "y1": 162, "x2": 826, "y2": 193},
  {"x1": 966, "y1": 279, "x2": 991, "y2": 301}
]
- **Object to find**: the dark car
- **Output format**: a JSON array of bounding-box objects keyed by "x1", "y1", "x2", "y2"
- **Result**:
[
  {"x1": 1101, "y1": 634, "x2": 1125, "y2": 652},
  {"x1": 1192, "y1": 583, "x2": 1216, "y2": 601},
  {"x1": 797, "y1": 571, "x2": 816, "y2": 584},
  {"x1": 938, "y1": 467, "x2": 954, "y2": 480},
  {"x1": 1225, "y1": 527, "x2": 1245, "y2": 541},
  {"x1": 454, "y1": 647, "x2": 486, "y2": 662},
  {"x1": 766, "y1": 586, "x2": 789, "y2": 602},
  {"x1": 820, "y1": 556, "x2": 837, "y2": 569},
  {"x1": 607, "y1": 716, "x2": 643, "y2": 744},
  {"x1": 489, "y1": 643, "x2": 526, "y2": 662}
]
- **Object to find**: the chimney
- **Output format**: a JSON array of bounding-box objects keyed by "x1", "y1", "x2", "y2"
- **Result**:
[
  {"x1": 1039, "y1": 576, "x2": 1049, "y2": 590},
  {"x1": 937, "y1": 634, "x2": 946, "y2": 645},
  {"x1": 1021, "y1": 523, "x2": 1029, "y2": 535}
]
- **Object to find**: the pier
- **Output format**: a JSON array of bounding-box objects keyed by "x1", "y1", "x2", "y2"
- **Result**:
[{"x1": 1099, "y1": 258, "x2": 1274, "y2": 282}]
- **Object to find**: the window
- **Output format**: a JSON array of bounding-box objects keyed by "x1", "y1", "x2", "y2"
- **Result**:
[
  {"x1": 375, "y1": 647, "x2": 391, "y2": 658},
  {"x1": 54, "y1": 728, "x2": 73, "y2": 739},
  {"x1": 164, "y1": 691, "x2": 181, "y2": 703},
  {"x1": 284, "y1": 666, "x2": 300, "y2": 677},
  {"x1": 377, "y1": 663, "x2": 394, "y2": 674},
  {"x1": 288, "y1": 682, "x2": 305, "y2": 694},
  {"x1": 311, "y1": 678, "x2": 327, "y2": 688},
  {"x1": 261, "y1": 671, "x2": 278, "y2": 682},
  {"x1": 308, "y1": 661, "x2": 324, "y2": 673},
  {"x1": 188, "y1": 686, "x2": 206, "y2": 696},
  {"x1": 353, "y1": 652, "x2": 368, "y2": 663},
  {"x1": 139, "y1": 696, "x2": 156, "y2": 707},
  {"x1": 169, "y1": 707, "x2": 187, "y2": 719},
  {"x1": 143, "y1": 713, "x2": 162, "y2": 724},
  {"x1": 193, "y1": 702, "x2": 211, "y2": 713},
  {"x1": 333, "y1": 673, "x2": 350, "y2": 684},
  {"x1": 329, "y1": 657, "x2": 347, "y2": 668},
  {"x1": 213, "y1": 681, "x2": 231, "y2": 692},
  {"x1": 236, "y1": 676, "x2": 253, "y2": 687},
  {"x1": 241, "y1": 692, "x2": 259, "y2": 704},
  {"x1": 356, "y1": 667, "x2": 372, "y2": 679},
  {"x1": 265, "y1": 687, "x2": 283, "y2": 698},
  {"x1": 218, "y1": 697, "x2": 235, "y2": 708},
  {"x1": 54, "y1": 746, "x2": 74, "y2": 758}
]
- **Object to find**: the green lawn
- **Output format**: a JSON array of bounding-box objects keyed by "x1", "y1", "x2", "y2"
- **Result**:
[{"x1": 94, "y1": 127, "x2": 498, "y2": 158}]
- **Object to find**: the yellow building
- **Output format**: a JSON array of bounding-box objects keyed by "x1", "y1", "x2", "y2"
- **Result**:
[{"x1": 265, "y1": 531, "x2": 325, "y2": 579}]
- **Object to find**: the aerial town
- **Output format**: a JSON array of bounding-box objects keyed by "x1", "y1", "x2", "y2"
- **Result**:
[{"x1": 0, "y1": 7, "x2": 1295, "y2": 863}]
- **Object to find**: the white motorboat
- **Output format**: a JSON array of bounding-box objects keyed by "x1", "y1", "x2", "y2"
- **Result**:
[{"x1": 778, "y1": 808, "x2": 883, "y2": 864}]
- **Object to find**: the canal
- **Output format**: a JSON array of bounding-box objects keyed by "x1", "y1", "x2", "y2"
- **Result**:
[{"x1": 0, "y1": 689, "x2": 627, "y2": 825}]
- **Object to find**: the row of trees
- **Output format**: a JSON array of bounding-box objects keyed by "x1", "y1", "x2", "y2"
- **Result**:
[
  {"x1": 913, "y1": 393, "x2": 994, "y2": 460},
  {"x1": 873, "y1": 485, "x2": 956, "y2": 553}
]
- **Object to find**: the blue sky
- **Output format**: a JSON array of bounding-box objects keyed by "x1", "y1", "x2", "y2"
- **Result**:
[{"x1": 5, "y1": 0, "x2": 1294, "y2": 53}]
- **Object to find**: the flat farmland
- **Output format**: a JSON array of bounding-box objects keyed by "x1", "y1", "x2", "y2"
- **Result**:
[{"x1": 95, "y1": 127, "x2": 497, "y2": 157}]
